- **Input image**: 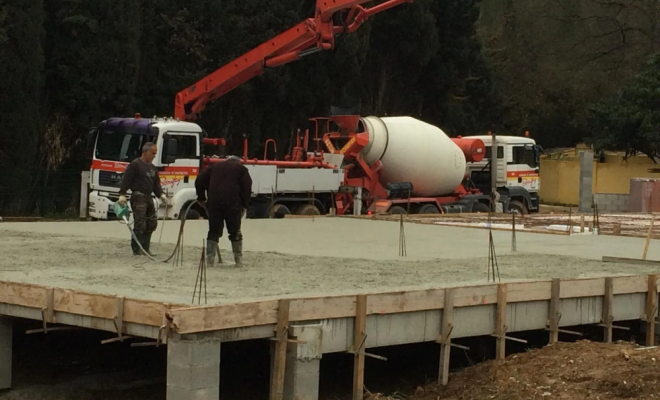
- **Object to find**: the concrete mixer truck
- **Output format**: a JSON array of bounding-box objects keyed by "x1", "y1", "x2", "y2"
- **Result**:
[
  {"x1": 81, "y1": 0, "x2": 415, "y2": 221},
  {"x1": 80, "y1": 0, "x2": 541, "y2": 219},
  {"x1": 314, "y1": 114, "x2": 541, "y2": 215}
]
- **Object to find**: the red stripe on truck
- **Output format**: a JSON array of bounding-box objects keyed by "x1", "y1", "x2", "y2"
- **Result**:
[{"x1": 91, "y1": 159, "x2": 199, "y2": 175}]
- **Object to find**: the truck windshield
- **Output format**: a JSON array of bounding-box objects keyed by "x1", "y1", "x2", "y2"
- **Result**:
[
  {"x1": 95, "y1": 132, "x2": 153, "y2": 163},
  {"x1": 512, "y1": 145, "x2": 539, "y2": 169}
]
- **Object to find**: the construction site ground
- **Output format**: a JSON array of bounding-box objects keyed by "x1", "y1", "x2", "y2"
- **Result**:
[
  {"x1": 406, "y1": 339, "x2": 660, "y2": 400},
  {"x1": 1, "y1": 216, "x2": 660, "y2": 305},
  {"x1": 2, "y1": 215, "x2": 660, "y2": 399}
]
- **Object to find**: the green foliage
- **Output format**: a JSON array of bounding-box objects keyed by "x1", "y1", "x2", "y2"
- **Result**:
[
  {"x1": 0, "y1": 0, "x2": 45, "y2": 213},
  {"x1": 587, "y1": 53, "x2": 660, "y2": 162},
  {"x1": 5, "y1": 0, "x2": 656, "y2": 215}
]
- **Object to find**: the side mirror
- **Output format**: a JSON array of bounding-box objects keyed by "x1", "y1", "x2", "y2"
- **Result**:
[
  {"x1": 165, "y1": 138, "x2": 177, "y2": 164},
  {"x1": 85, "y1": 127, "x2": 98, "y2": 160}
]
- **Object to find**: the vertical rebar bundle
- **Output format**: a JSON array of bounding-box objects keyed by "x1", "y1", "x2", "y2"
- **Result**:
[
  {"x1": 192, "y1": 240, "x2": 208, "y2": 305},
  {"x1": 487, "y1": 211, "x2": 501, "y2": 283},
  {"x1": 399, "y1": 214, "x2": 407, "y2": 257}
]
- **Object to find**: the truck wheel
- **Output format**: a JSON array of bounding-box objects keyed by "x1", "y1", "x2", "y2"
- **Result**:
[
  {"x1": 269, "y1": 204, "x2": 290, "y2": 219},
  {"x1": 389, "y1": 206, "x2": 407, "y2": 214},
  {"x1": 186, "y1": 209, "x2": 201, "y2": 220},
  {"x1": 508, "y1": 200, "x2": 528, "y2": 215},
  {"x1": 471, "y1": 202, "x2": 491, "y2": 213},
  {"x1": 418, "y1": 204, "x2": 440, "y2": 214},
  {"x1": 179, "y1": 204, "x2": 202, "y2": 220},
  {"x1": 294, "y1": 204, "x2": 320, "y2": 215}
]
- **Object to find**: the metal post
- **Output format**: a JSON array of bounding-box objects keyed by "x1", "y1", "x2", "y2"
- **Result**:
[
  {"x1": 79, "y1": 171, "x2": 90, "y2": 220},
  {"x1": 354, "y1": 187, "x2": 362, "y2": 216},
  {"x1": 491, "y1": 133, "x2": 498, "y2": 212}
]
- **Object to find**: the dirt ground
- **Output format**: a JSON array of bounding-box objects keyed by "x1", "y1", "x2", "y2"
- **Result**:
[
  {"x1": 401, "y1": 340, "x2": 660, "y2": 400},
  {"x1": 1, "y1": 229, "x2": 660, "y2": 305}
]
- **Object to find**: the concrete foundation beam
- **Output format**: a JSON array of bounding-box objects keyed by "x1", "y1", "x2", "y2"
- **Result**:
[
  {"x1": 0, "y1": 318, "x2": 11, "y2": 390},
  {"x1": 167, "y1": 335, "x2": 221, "y2": 400},
  {"x1": 271, "y1": 323, "x2": 323, "y2": 400}
]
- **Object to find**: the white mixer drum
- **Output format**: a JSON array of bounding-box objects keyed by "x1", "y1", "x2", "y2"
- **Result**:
[{"x1": 360, "y1": 116, "x2": 466, "y2": 197}]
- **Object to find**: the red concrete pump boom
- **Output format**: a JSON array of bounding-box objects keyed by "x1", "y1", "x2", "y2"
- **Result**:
[{"x1": 174, "y1": 0, "x2": 414, "y2": 121}]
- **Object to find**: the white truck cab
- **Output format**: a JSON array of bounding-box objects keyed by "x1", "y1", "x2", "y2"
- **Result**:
[
  {"x1": 85, "y1": 116, "x2": 204, "y2": 220},
  {"x1": 464, "y1": 134, "x2": 542, "y2": 214}
]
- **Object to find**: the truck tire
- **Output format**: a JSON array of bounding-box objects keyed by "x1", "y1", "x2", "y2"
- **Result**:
[
  {"x1": 471, "y1": 202, "x2": 491, "y2": 213},
  {"x1": 389, "y1": 205, "x2": 407, "y2": 214},
  {"x1": 179, "y1": 203, "x2": 202, "y2": 220},
  {"x1": 418, "y1": 204, "x2": 440, "y2": 214},
  {"x1": 186, "y1": 209, "x2": 201, "y2": 220},
  {"x1": 269, "y1": 204, "x2": 290, "y2": 219},
  {"x1": 508, "y1": 200, "x2": 528, "y2": 215},
  {"x1": 294, "y1": 204, "x2": 320, "y2": 215}
]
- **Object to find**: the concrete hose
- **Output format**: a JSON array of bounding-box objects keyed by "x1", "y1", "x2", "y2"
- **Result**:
[{"x1": 120, "y1": 201, "x2": 197, "y2": 263}]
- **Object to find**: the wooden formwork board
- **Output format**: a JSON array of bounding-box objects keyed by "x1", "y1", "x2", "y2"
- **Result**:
[
  {"x1": 0, "y1": 280, "x2": 185, "y2": 330},
  {"x1": 168, "y1": 275, "x2": 658, "y2": 334},
  {"x1": 349, "y1": 212, "x2": 660, "y2": 238},
  {"x1": 0, "y1": 274, "x2": 657, "y2": 337}
]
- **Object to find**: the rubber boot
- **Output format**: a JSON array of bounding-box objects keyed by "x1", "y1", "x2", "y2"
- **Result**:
[
  {"x1": 131, "y1": 234, "x2": 140, "y2": 255},
  {"x1": 232, "y1": 240, "x2": 243, "y2": 267},
  {"x1": 142, "y1": 232, "x2": 156, "y2": 257},
  {"x1": 206, "y1": 239, "x2": 218, "y2": 267}
]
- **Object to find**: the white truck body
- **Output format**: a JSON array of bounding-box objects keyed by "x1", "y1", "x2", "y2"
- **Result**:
[{"x1": 85, "y1": 117, "x2": 344, "y2": 220}]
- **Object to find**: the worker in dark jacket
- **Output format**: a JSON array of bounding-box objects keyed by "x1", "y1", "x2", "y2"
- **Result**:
[
  {"x1": 195, "y1": 155, "x2": 252, "y2": 267},
  {"x1": 117, "y1": 142, "x2": 168, "y2": 256}
]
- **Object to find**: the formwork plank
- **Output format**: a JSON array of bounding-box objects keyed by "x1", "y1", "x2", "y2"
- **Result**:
[
  {"x1": 53, "y1": 289, "x2": 117, "y2": 320},
  {"x1": 0, "y1": 282, "x2": 49, "y2": 308},
  {"x1": 352, "y1": 295, "x2": 367, "y2": 400},
  {"x1": 0, "y1": 280, "x2": 182, "y2": 328},
  {"x1": 124, "y1": 299, "x2": 177, "y2": 327},
  {"x1": 290, "y1": 296, "x2": 356, "y2": 321},
  {"x1": 613, "y1": 275, "x2": 647, "y2": 294},
  {"x1": 270, "y1": 299, "x2": 290, "y2": 400},
  {"x1": 561, "y1": 278, "x2": 605, "y2": 298},
  {"x1": 367, "y1": 288, "x2": 445, "y2": 314},
  {"x1": 438, "y1": 288, "x2": 455, "y2": 386},
  {"x1": 508, "y1": 281, "x2": 551, "y2": 302},
  {"x1": 168, "y1": 275, "x2": 655, "y2": 334},
  {"x1": 0, "y1": 275, "x2": 653, "y2": 336}
]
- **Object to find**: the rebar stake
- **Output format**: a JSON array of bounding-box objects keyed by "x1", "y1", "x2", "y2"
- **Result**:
[
  {"x1": 487, "y1": 211, "x2": 501, "y2": 283},
  {"x1": 399, "y1": 213, "x2": 407, "y2": 257},
  {"x1": 192, "y1": 240, "x2": 208, "y2": 305},
  {"x1": 511, "y1": 212, "x2": 517, "y2": 252}
]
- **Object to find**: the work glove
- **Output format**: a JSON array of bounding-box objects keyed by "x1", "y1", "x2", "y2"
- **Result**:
[
  {"x1": 118, "y1": 195, "x2": 127, "y2": 205},
  {"x1": 160, "y1": 194, "x2": 169, "y2": 206}
]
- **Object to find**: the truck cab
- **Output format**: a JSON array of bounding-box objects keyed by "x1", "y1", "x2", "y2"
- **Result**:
[
  {"x1": 464, "y1": 135, "x2": 541, "y2": 214},
  {"x1": 85, "y1": 116, "x2": 204, "y2": 220}
]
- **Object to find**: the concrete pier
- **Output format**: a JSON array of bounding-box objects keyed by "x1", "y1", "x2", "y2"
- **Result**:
[
  {"x1": 166, "y1": 335, "x2": 221, "y2": 400},
  {"x1": 0, "y1": 318, "x2": 11, "y2": 390},
  {"x1": 271, "y1": 324, "x2": 323, "y2": 400},
  {"x1": 579, "y1": 149, "x2": 594, "y2": 212}
]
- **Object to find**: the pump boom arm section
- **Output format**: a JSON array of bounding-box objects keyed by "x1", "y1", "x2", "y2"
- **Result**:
[{"x1": 174, "y1": 0, "x2": 413, "y2": 121}]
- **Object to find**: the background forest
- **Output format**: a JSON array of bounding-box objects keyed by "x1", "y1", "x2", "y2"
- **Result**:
[{"x1": 1, "y1": 0, "x2": 659, "y2": 216}]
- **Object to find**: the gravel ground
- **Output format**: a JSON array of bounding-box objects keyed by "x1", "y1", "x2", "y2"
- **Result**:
[{"x1": 0, "y1": 228, "x2": 658, "y2": 306}]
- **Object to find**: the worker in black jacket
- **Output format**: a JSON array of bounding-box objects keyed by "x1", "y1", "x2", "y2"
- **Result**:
[
  {"x1": 195, "y1": 155, "x2": 252, "y2": 267},
  {"x1": 117, "y1": 142, "x2": 169, "y2": 256}
]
